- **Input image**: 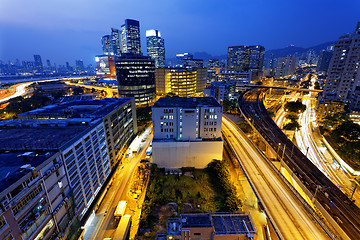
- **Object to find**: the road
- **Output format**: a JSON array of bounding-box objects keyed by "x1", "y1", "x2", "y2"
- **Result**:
[
  {"x1": 294, "y1": 94, "x2": 360, "y2": 208},
  {"x1": 65, "y1": 82, "x2": 117, "y2": 98},
  {"x1": 223, "y1": 117, "x2": 330, "y2": 240},
  {"x1": 82, "y1": 129, "x2": 153, "y2": 240},
  {"x1": 239, "y1": 89, "x2": 360, "y2": 239},
  {"x1": 0, "y1": 82, "x2": 33, "y2": 104}
]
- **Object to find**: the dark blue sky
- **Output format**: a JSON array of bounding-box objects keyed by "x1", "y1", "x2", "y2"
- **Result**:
[{"x1": 0, "y1": 0, "x2": 359, "y2": 66}]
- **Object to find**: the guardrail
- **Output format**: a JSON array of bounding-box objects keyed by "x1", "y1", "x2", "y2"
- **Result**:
[
  {"x1": 222, "y1": 122, "x2": 285, "y2": 240},
  {"x1": 229, "y1": 110, "x2": 341, "y2": 240}
]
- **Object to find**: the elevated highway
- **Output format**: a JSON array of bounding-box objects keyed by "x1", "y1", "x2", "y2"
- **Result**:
[
  {"x1": 238, "y1": 89, "x2": 360, "y2": 240},
  {"x1": 223, "y1": 117, "x2": 331, "y2": 240}
]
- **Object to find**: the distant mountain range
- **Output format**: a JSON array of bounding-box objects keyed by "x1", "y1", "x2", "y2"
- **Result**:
[
  {"x1": 172, "y1": 41, "x2": 336, "y2": 63},
  {"x1": 264, "y1": 41, "x2": 335, "y2": 58}
]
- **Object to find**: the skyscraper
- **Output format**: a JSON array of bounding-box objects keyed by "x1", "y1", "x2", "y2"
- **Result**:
[
  {"x1": 146, "y1": 29, "x2": 165, "y2": 67},
  {"x1": 33, "y1": 54, "x2": 43, "y2": 72},
  {"x1": 101, "y1": 35, "x2": 112, "y2": 55},
  {"x1": 121, "y1": 19, "x2": 141, "y2": 55},
  {"x1": 227, "y1": 46, "x2": 248, "y2": 72},
  {"x1": 115, "y1": 55, "x2": 156, "y2": 106},
  {"x1": 227, "y1": 45, "x2": 265, "y2": 72},
  {"x1": 248, "y1": 45, "x2": 265, "y2": 72},
  {"x1": 323, "y1": 22, "x2": 360, "y2": 109},
  {"x1": 111, "y1": 28, "x2": 122, "y2": 56}
]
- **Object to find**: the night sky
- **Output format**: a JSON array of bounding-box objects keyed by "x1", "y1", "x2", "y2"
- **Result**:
[{"x1": 0, "y1": 0, "x2": 359, "y2": 65}]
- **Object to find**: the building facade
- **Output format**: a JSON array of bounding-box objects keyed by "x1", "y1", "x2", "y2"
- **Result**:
[
  {"x1": 315, "y1": 99, "x2": 345, "y2": 124},
  {"x1": 155, "y1": 68, "x2": 207, "y2": 96},
  {"x1": 323, "y1": 22, "x2": 360, "y2": 109},
  {"x1": 111, "y1": 28, "x2": 122, "y2": 57},
  {"x1": 227, "y1": 45, "x2": 265, "y2": 72},
  {"x1": 146, "y1": 29, "x2": 165, "y2": 68},
  {"x1": 0, "y1": 151, "x2": 74, "y2": 240},
  {"x1": 12, "y1": 98, "x2": 138, "y2": 220},
  {"x1": 121, "y1": 19, "x2": 141, "y2": 55},
  {"x1": 116, "y1": 55, "x2": 156, "y2": 106},
  {"x1": 316, "y1": 49, "x2": 333, "y2": 73},
  {"x1": 275, "y1": 56, "x2": 296, "y2": 78},
  {"x1": 33, "y1": 55, "x2": 43, "y2": 73},
  {"x1": 152, "y1": 97, "x2": 223, "y2": 169},
  {"x1": 166, "y1": 213, "x2": 257, "y2": 240},
  {"x1": 95, "y1": 55, "x2": 117, "y2": 81},
  {"x1": 101, "y1": 35, "x2": 112, "y2": 56}
]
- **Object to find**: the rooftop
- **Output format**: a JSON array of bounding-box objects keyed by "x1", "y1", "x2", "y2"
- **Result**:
[
  {"x1": 19, "y1": 98, "x2": 132, "y2": 119},
  {"x1": 181, "y1": 213, "x2": 212, "y2": 228},
  {"x1": 153, "y1": 97, "x2": 222, "y2": 109},
  {"x1": 211, "y1": 214, "x2": 256, "y2": 235},
  {"x1": 0, "y1": 150, "x2": 58, "y2": 193},
  {"x1": 0, "y1": 124, "x2": 89, "y2": 150},
  {"x1": 167, "y1": 219, "x2": 181, "y2": 236}
]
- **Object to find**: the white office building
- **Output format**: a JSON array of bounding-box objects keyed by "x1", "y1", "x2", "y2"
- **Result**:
[{"x1": 152, "y1": 97, "x2": 223, "y2": 169}]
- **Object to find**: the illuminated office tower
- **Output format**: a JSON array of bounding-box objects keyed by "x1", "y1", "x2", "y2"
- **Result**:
[
  {"x1": 111, "y1": 28, "x2": 122, "y2": 56},
  {"x1": 33, "y1": 54, "x2": 43, "y2": 72},
  {"x1": 101, "y1": 35, "x2": 112, "y2": 55},
  {"x1": 146, "y1": 29, "x2": 165, "y2": 67},
  {"x1": 116, "y1": 55, "x2": 156, "y2": 106},
  {"x1": 121, "y1": 19, "x2": 141, "y2": 55},
  {"x1": 227, "y1": 45, "x2": 265, "y2": 72},
  {"x1": 248, "y1": 45, "x2": 265, "y2": 72}
]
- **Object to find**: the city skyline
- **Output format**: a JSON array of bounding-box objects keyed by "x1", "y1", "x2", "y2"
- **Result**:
[{"x1": 0, "y1": 0, "x2": 359, "y2": 65}]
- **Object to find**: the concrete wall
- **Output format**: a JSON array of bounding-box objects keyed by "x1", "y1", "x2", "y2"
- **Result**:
[{"x1": 152, "y1": 140, "x2": 223, "y2": 169}]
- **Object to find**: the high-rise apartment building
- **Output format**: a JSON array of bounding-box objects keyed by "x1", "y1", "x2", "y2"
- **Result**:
[
  {"x1": 227, "y1": 45, "x2": 265, "y2": 72},
  {"x1": 146, "y1": 29, "x2": 165, "y2": 68},
  {"x1": 33, "y1": 54, "x2": 43, "y2": 72},
  {"x1": 116, "y1": 55, "x2": 156, "y2": 106},
  {"x1": 101, "y1": 35, "x2": 112, "y2": 55},
  {"x1": 306, "y1": 50, "x2": 317, "y2": 65},
  {"x1": 275, "y1": 56, "x2": 296, "y2": 78},
  {"x1": 111, "y1": 28, "x2": 122, "y2": 57},
  {"x1": 323, "y1": 22, "x2": 360, "y2": 109},
  {"x1": 316, "y1": 49, "x2": 333, "y2": 73},
  {"x1": 152, "y1": 97, "x2": 223, "y2": 168},
  {"x1": 121, "y1": 19, "x2": 141, "y2": 55},
  {"x1": 155, "y1": 68, "x2": 207, "y2": 96}
]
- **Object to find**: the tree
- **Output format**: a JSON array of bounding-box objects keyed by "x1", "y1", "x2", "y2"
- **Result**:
[
  {"x1": 323, "y1": 112, "x2": 350, "y2": 129},
  {"x1": 285, "y1": 112, "x2": 299, "y2": 121},
  {"x1": 283, "y1": 120, "x2": 300, "y2": 130},
  {"x1": 222, "y1": 100, "x2": 237, "y2": 114},
  {"x1": 137, "y1": 106, "x2": 152, "y2": 126},
  {"x1": 284, "y1": 101, "x2": 306, "y2": 113},
  {"x1": 72, "y1": 87, "x2": 84, "y2": 95}
]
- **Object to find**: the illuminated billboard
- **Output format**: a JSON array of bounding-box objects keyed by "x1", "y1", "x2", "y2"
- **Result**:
[{"x1": 95, "y1": 55, "x2": 116, "y2": 80}]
